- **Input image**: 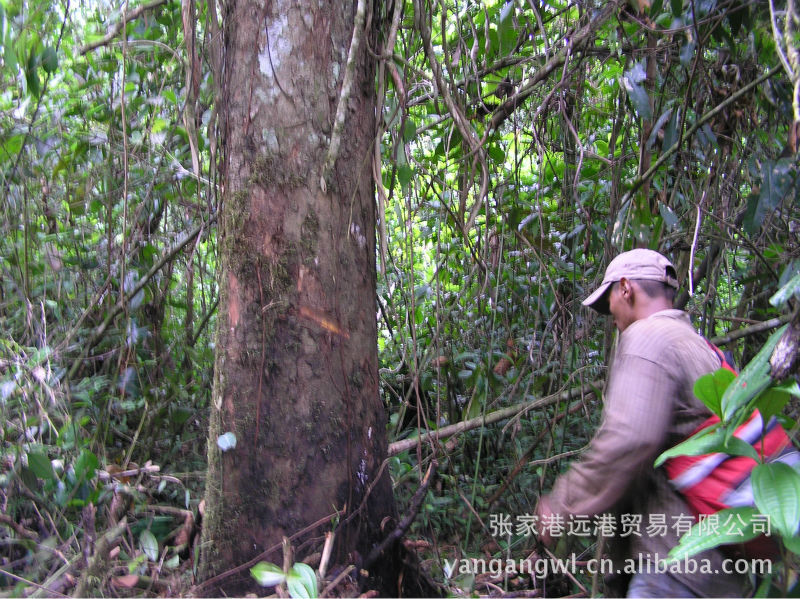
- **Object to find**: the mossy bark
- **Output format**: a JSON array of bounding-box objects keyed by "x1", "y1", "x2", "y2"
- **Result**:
[{"x1": 199, "y1": 0, "x2": 400, "y2": 595}]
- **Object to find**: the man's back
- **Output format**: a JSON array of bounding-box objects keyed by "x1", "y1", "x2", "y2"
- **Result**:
[{"x1": 548, "y1": 309, "x2": 750, "y2": 596}]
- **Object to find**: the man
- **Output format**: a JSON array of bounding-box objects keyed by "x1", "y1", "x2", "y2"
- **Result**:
[{"x1": 536, "y1": 249, "x2": 750, "y2": 597}]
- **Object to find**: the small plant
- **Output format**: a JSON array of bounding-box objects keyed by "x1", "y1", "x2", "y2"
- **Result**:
[{"x1": 251, "y1": 560, "x2": 318, "y2": 598}]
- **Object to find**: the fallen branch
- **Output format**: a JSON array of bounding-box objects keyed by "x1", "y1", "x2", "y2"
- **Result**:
[
  {"x1": 79, "y1": 0, "x2": 169, "y2": 55},
  {"x1": 388, "y1": 380, "x2": 602, "y2": 457},
  {"x1": 363, "y1": 460, "x2": 437, "y2": 569},
  {"x1": 72, "y1": 517, "x2": 128, "y2": 598},
  {"x1": 0, "y1": 512, "x2": 38, "y2": 540}
]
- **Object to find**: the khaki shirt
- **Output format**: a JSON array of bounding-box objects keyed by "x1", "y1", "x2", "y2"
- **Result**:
[{"x1": 547, "y1": 310, "x2": 750, "y2": 597}]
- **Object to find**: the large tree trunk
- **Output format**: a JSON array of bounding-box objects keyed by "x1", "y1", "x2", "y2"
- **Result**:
[{"x1": 199, "y1": 0, "x2": 401, "y2": 594}]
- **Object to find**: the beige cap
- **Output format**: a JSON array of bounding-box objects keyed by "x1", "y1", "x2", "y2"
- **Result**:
[{"x1": 582, "y1": 249, "x2": 679, "y2": 314}]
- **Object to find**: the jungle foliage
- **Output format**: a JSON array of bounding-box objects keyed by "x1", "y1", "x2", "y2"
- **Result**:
[{"x1": 0, "y1": 0, "x2": 798, "y2": 596}]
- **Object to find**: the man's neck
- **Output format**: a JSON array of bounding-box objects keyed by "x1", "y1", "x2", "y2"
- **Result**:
[{"x1": 634, "y1": 300, "x2": 674, "y2": 322}]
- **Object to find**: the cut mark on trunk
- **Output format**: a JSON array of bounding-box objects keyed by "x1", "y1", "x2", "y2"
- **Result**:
[
  {"x1": 228, "y1": 272, "x2": 241, "y2": 329},
  {"x1": 298, "y1": 304, "x2": 349, "y2": 338}
]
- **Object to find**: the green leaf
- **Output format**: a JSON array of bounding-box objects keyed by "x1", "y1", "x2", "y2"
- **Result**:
[
  {"x1": 488, "y1": 144, "x2": 505, "y2": 163},
  {"x1": 498, "y1": 1, "x2": 517, "y2": 55},
  {"x1": 40, "y1": 46, "x2": 57, "y2": 73},
  {"x1": 693, "y1": 367, "x2": 735, "y2": 418},
  {"x1": 251, "y1": 561, "x2": 286, "y2": 587},
  {"x1": 27, "y1": 451, "x2": 55, "y2": 481},
  {"x1": 1, "y1": 134, "x2": 24, "y2": 157},
  {"x1": 782, "y1": 533, "x2": 800, "y2": 555},
  {"x1": 754, "y1": 386, "x2": 792, "y2": 425},
  {"x1": 770, "y1": 270, "x2": 800, "y2": 308},
  {"x1": 654, "y1": 425, "x2": 721, "y2": 468},
  {"x1": 721, "y1": 325, "x2": 787, "y2": 422},
  {"x1": 397, "y1": 164, "x2": 413, "y2": 188},
  {"x1": 139, "y1": 529, "x2": 159, "y2": 562},
  {"x1": 666, "y1": 506, "x2": 761, "y2": 562},
  {"x1": 74, "y1": 449, "x2": 99, "y2": 482},
  {"x1": 25, "y1": 47, "x2": 40, "y2": 97},
  {"x1": 402, "y1": 119, "x2": 417, "y2": 142},
  {"x1": 722, "y1": 435, "x2": 761, "y2": 463},
  {"x1": 752, "y1": 462, "x2": 800, "y2": 538},
  {"x1": 622, "y1": 79, "x2": 652, "y2": 120},
  {"x1": 287, "y1": 563, "x2": 318, "y2": 599}
]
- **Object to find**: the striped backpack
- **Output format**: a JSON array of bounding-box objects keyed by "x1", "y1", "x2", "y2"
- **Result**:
[{"x1": 663, "y1": 343, "x2": 799, "y2": 556}]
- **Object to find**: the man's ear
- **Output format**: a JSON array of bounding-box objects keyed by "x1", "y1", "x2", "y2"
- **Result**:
[{"x1": 619, "y1": 277, "x2": 633, "y2": 300}]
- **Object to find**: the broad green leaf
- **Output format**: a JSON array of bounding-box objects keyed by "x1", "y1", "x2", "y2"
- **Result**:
[
  {"x1": 74, "y1": 449, "x2": 99, "y2": 481},
  {"x1": 721, "y1": 325, "x2": 787, "y2": 422},
  {"x1": 770, "y1": 270, "x2": 800, "y2": 308},
  {"x1": 622, "y1": 79, "x2": 652, "y2": 120},
  {"x1": 782, "y1": 533, "x2": 800, "y2": 555},
  {"x1": 1, "y1": 134, "x2": 24, "y2": 157},
  {"x1": 139, "y1": 529, "x2": 159, "y2": 562},
  {"x1": 649, "y1": 0, "x2": 663, "y2": 17},
  {"x1": 402, "y1": 119, "x2": 417, "y2": 142},
  {"x1": 666, "y1": 507, "x2": 761, "y2": 562},
  {"x1": 40, "y1": 46, "x2": 57, "y2": 73},
  {"x1": 498, "y1": 1, "x2": 517, "y2": 55},
  {"x1": 752, "y1": 462, "x2": 800, "y2": 538},
  {"x1": 397, "y1": 164, "x2": 413, "y2": 188},
  {"x1": 216, "y1": 432, "x2": 237, "y2": 452},
  {"x1": 251, "y1": 561, "x2": 286, "y2": 587},
  {"x1": 693, "y1": 367, "x2": 736, "y2": 418},
  {"x1": 27, "y1": 451, "x2": 55, "y2": 481},
  {"x1": 654, "y1": 426, "x2": 720, "y2": 468},
  {"x1": 488, "y1": 144, "x2": 505, "y2": 163},
  {"x1": 754, "y1": 386, "x2": 792, "y2": 425},
  {"x1": 722, "y1": 435, "x2": 761, "y2": 463},
  {"x1": 287, "y1": 563, "x2": 318, "y2": 599}
]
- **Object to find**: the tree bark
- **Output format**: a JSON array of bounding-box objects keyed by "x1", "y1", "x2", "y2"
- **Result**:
[{"x1": 199, "y1": 1, "x2": 401, "y2": 594}]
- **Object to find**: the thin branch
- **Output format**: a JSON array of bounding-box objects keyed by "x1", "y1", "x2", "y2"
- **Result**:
[
  {"x1": 709, "y1": 313, "x2": 793, "y2": 347},
  {"x1": 79, "y1": 0, "x2": 169, "y2": 55},
  {"x1": 189, "y1": 296, "x2": 220, "y2": 347}
]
